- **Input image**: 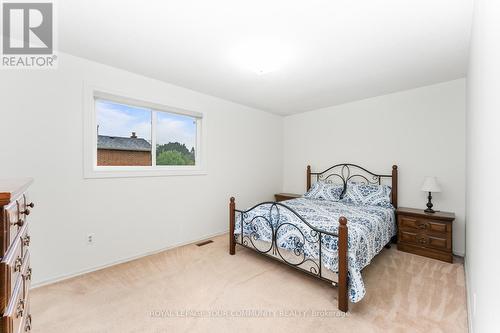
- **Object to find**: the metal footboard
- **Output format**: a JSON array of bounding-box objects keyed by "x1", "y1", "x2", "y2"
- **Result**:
[{"x1": 228, "y1": 197, "x2": 348, "y2": 312}]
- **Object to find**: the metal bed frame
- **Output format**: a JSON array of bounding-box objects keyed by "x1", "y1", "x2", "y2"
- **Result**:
[{"x1": 229, "y1": 163, "x2": 398, "y2": 312}]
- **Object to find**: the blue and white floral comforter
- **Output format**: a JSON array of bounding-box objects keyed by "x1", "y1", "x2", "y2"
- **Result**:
[{"x1": 234, "y1": 197, "x2": 396, "y2": 303}]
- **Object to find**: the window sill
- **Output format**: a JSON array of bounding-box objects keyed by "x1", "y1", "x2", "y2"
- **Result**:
[{"x1": 84, "y1": 167, "x2": 208, "y2": 179}]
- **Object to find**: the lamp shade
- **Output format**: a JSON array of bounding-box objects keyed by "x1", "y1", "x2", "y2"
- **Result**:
[{"x1": 421, "y1": 177, "x2": 441, "y2": 192}]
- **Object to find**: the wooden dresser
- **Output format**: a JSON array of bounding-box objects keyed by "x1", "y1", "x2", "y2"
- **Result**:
[
  {"x1": 0, "y1": 179, "x2": 34, "y2": 333},
  {"x1": 396, "y1": 207, "x2": 454, "y2": 263}
]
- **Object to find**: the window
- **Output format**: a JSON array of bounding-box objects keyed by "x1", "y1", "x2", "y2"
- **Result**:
[
  {"x1": 155, "y1": 111, "x2": 197, "y2": 166},
  {"x1": 96, "y1": 100, "x2": 153, "y2": 167},
  {"x1": 84, "y1": 88, "x2": 205, "y2": 178}
]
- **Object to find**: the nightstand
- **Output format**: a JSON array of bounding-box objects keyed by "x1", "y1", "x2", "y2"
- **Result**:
[
  {"x1": 396, "y1": 207, "x2": 455, "y2": 263},
  {"x1": 274, "y1": 193, "x2": 302, "y2": 202}
]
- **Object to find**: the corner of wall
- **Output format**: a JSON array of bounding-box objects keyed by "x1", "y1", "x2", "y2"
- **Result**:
[{"x1": 464, "y1": 255, "x2": 474, "y2": 333}]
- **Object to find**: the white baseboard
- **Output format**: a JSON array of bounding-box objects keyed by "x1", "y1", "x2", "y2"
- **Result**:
[
  {"x1": 464, "y1": 255, "x2": 473, "y2": 333},
  {"x1": 31, "y1": 229, "x2": 229, "y2": 289}
]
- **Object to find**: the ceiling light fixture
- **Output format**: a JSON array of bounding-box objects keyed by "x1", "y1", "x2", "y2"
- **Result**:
[{"x1": 231, "y1": 40, "x2": 292, "y2": 75}]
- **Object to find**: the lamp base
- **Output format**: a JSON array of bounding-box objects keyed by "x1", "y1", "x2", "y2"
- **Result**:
[{"x1": 425, "y1": 191, "x2": 435, "y2": 213}]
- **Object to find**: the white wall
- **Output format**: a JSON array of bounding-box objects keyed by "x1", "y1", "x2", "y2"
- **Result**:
[
  {"x1": 283, "y1": 79, "x2": 466, "y2": 255},
  {"x1": 0, "y1": 52, "x2": 468, "y2": 291},
  {"x1": 0, "y1": 53, "x2": 283, "y2": 285},
  {"x1": 466, "y1": 1, "x2": 500, "y2": 332}
]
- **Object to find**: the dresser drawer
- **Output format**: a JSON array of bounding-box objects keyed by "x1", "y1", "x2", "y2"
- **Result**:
[
  {"x1": 21, "y1": 251, "x2": 31, "y2": 301},
  {"x1": 398, "y1": 216, "x2": 449, "y2": 235},
  {"x1": 399, "y1": 230, "x2": 450, "y2": 251},
  {"x1": 19, "y1": 223, "x2": 30, "y2": 260},
  {"x1": 0, "y1": 276, "x2": 24, "y2": 333},
  {"x1": 0, "y1": 236, "x2": 23, "y2": 313},
  {"x1": 1, "y1": 200, "x2": 23, "y2": 256},
  {"x1": 22, "y1": 298, "x2": 31, "y2": 332},
  {"x1": 0, "y1": 179, "x2": 34, "y2": 333}
]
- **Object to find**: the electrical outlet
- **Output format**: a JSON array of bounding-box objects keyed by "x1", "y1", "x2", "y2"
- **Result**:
[{"x1": 87, "y1": 233, "x2": 95, "y2": 245}]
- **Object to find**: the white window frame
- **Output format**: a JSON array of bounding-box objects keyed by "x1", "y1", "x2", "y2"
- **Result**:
[{"x1": 83, "y1": 85, "x2": 207, "y2": 178}]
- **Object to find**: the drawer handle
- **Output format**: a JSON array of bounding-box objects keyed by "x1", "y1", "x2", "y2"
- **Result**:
[
  {"x1": 21, "y1": 208, "x2": 30, "y2": 216},
  {"x1": 15, "y1": 256, "x2": 23, "y2": 272},
  {"x1": 418, "y1": 223, "x2": 427, "y2": 229},
  {"x1": 12, "y1": 219, "x2": 24, "y2": 227},
  {"x1": 25, "y1": 314, "x2": 32, "y2": 331},
  {"x1": 418, "y1": 238, "x2": 428, "y2": 244},
  {"x1": 16, "y1": 299, "x2": 24, "y2": 318},
  {"x1": 24, "y1": 267, "x2": 32, "y2": 281},
  {"x1": 27, "y1": 202, "x2": 35, "y2": 209},
  {"x1": 23, "y1": 235, "x2": 31, "y2": 247}
]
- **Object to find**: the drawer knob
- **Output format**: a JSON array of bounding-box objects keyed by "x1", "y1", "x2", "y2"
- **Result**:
[
  {"x1": 22, "y1": 208, "x2": 30, "y2": 216},
  {"x1": 24, "y1": 267, "x2": 32, "y2": 281},
  {"x1": 16, "y1": 299, "x2": 24, "y2": 318},
  {"x1": 25, "y1": 314, "x2": 32, "y2": 331},
  {"x1": 23, "y1": 235, "x2": 31, "y2": 247},
  {"x1": 418, "y1": 238, "x2": 428, "y2": 244},
  {"x1": 418, "y1": 223, "x2": 427, "y2": 229},
  {"x1": 13, "y1": 219, "x2": 24, "y2": 227},
  {"x1": 27, "y1": 202, "x2": 34, "y2": 208},
  {"x1": 15, "y1": 257, "x2": 23, "y2": 272}
]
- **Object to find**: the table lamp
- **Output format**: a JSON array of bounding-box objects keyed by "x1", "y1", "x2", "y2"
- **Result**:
[{"x1": 421, "y1": 176, "x2": 441, "y2": 213}]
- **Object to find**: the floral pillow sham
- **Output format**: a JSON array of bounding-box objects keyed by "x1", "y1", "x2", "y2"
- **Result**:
[
  {"x1": 303, "y1": 181, "x2": 344, "y2": 202},
  {"x1": 342, "y1": 182, "x2": 393, "y2": 208}
]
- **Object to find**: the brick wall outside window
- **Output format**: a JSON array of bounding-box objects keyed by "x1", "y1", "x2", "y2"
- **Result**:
[{"x1": 97, "y1": 149, "x2": 152, "y2": 166}]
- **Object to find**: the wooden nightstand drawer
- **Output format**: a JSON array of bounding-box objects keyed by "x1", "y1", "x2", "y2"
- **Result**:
[
  {"x1": 397, "y1": 243, "x2": 453, "y2": 263},
  {"x1": 426, "y1": 220, "x2": 449, "y2": 234},
  {"x1": 275, "y1": 193, "x2": 301, "y2": 202},
  {"x1": 426, "y1": 234, "x2": 448, "y2": 250},
  {"x1": 399, "y1": 230, "x2": 449, "y2": 250},
  {"x1": 399, "y1": 216, "x2": 449, "y2": 235},
  {"x1": 399, "y1": 216, "x2": 421, "y2": 230},
  {"x1": 396, "y1": 207, "x2": 454, "y2": 263},
  {"x1": 399, "y1": 229, "x2": 418, "y2": 244}
]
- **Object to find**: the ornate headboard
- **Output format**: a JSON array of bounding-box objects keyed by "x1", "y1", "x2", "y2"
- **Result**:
[{"x1": 307, "y1": 163, "x2": 398, "y2": 208}]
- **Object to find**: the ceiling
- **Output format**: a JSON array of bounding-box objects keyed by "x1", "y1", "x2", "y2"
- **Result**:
[{"x1": 59, "y1": 0, "x2": 473, "y2": 115}]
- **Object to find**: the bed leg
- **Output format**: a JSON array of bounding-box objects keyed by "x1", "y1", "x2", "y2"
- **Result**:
[
  {"x1": 338, "y1": 216, "x2": 348, "y2": 312},
  {"x1": 229, "y1": 197, "x2": 236, "y2": 255},
  {"x1": 391, "y1": 235, "x2": 398, "y2": 244},
  {"x1": 306, "y1": 165, "x2": 311, "y2": 191}
]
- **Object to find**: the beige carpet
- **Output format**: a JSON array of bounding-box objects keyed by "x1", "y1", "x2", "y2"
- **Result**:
[{"x1": 31, "y1": 234, "x2": 468, "y2": 333}]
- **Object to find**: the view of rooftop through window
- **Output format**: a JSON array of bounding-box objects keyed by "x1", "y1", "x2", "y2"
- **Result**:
[{"x1": 95, "y1": 99, "x2": 197, "y2": 167}]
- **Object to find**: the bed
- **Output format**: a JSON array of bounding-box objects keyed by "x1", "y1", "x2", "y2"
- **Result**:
[{"x1": 228, "y1": 163, "x2": 398, "y2": 312}]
